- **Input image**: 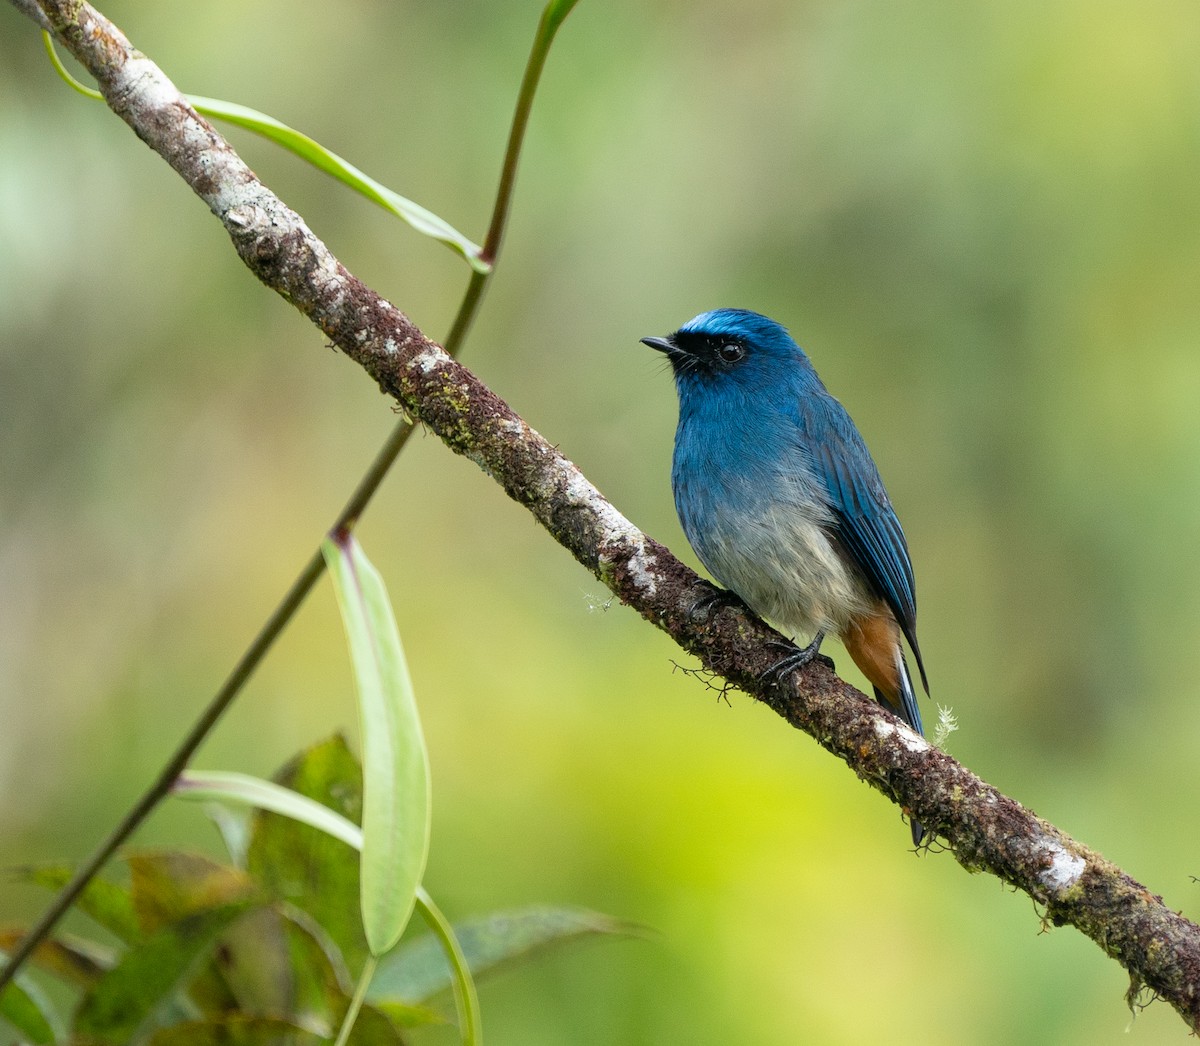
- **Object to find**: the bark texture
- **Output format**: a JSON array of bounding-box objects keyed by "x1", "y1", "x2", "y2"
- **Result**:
[{"x1": 18, "y1": 0, "x2": 1200, "y2": 1031}]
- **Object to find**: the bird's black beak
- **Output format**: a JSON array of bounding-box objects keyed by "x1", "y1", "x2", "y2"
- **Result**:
[{"x1": 640, "y1": 335, "x2": 676, "y2": 354}]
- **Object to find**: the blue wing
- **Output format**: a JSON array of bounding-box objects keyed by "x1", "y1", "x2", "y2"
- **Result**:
[{"x1": 799, "y1": 395, "x2": 928, "y2": 693}]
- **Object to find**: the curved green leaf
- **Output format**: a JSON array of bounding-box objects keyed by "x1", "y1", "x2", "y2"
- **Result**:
[
  {"x1": 0, "y1": 930, "x2": 112, "y2": 989},
  {"x1": 242, "y1": 736, "x2": 369, "y2": 970},
  {"x1": 406, "y1": 890, "x2": 480, "y2": 1045},
  {"x1": 175, "y1": 772, "x2": 363, "y2": 850},
  {"x1": 128, "y1": 851, "x2": 258, "y2": 933},
  {"x1": 0, "y1": 955, "x2": 62, "y2": 1044},
  {"x1": 171, "y1": 772, "x2": 478, "y2": 1044},
  {"x1": 19, "y1": 865, "x2": 139, "y2": 943},
  {"x1": 187, "y1": 96, "x2": 487, "y2": 269},
  {"x1": 322, "y1": 535, "x2": 430, "y2": 957},
  {"x1": 74, "y1": 900, "x2": 260, "y2": 1044},
  {"x1": 41, "y1": 34, "x2": 486, "y2": 270},
  {"x1": 370, "y1": 905, "x2": 645, "y2": 1004}
]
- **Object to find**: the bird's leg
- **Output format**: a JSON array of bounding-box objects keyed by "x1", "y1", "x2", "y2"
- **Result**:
[
  {"x1": 763, "y1": 630, "x2": 834, "y2": 681},
  {"x1": 686, "y1": 579, "x2": 746, "y2": 623}
]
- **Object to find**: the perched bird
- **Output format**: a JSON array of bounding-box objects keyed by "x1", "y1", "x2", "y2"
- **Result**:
[{"x1": 643, "y1": 308, "x2": 929, "y2": 844}]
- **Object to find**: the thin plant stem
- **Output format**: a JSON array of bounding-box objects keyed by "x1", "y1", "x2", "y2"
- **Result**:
[
  {"x1": 0, "y1": 547, "x2": 326, "y2": 991},
  {"x1": 417, "y1": 887, "x2": 481, "y2": 1046},
  {"x1": 0, "y1": 0, "x2": 578, "y2": 997},
  {"x1": 443, "y1": 269, "x2": 488, "y2": 356},
  {"x1": 481, "y1": 0, "x2": 579, "y2": 263},
  {"x1": 332, "y1": 953, "x2": 378, "y2": 1046},
  {"x1": 445, "y1": 0, "x2": 579, "y2": 348},
  {"x1": 0, "y1": 426, "x2": 415, "y2": 992}
]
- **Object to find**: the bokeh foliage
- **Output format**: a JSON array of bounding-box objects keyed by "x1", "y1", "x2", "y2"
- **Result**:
[
  {"x1": 3, "y1": 736, "x2": 631, "y2": 1042},
  {"x1": 3, "y1": 1, "x2": 1200, "y2": 1042}
]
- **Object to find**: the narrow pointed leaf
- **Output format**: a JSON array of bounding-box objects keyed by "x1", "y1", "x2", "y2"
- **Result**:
[
  {"x1": 0, "y1": 930, "x2": 112, "y2": 988},
  {"x1": 370, "y1": 905, "x2": 645, "y2": 1004},
  {"x1": 42, "y1": 35, "x2": 485, "y2": 269},
  {"x1": 172, "y1": 773, "x2": 479, "y2": 1041},
  {"x1": 176, "y1": 771, "x2": 367, "y2": 1012},
  {"x1": 203, "y1": 801, "x2": 253, "y2": 868},
  {"x1": 369, "y1": 999, "x2": 446, "y2": 1029},
  {"x1": 19, "y1": 865, "x2": 139, "y2": 943},
  {"x1": 0, "y1": 956, "x2": 62, "y2": 1044},
  {"x1": 74, "y1": 900, "x2": 259, "y2": 1044},
  {"x1": 322, "y1": 535, "x2": 430, "y2": 956},
  {"x1": 409, "y1": 889, "x2": 480, "y2": 1045},
  {"x1": 277, "y1": 903, "x2": 356, "y2": 1012},
  {"x1": 186, "y1": 96, "x2": 488, "y2": 270},
  {"x1": 128, "y1": 851, "x2": 258, "y2": 934},
  {"x1": 243, "y1": 735, "x2": 368, "y2": 969},
  {"x1": 175, "y1": 771, "x2": 364, "y2": 850}
]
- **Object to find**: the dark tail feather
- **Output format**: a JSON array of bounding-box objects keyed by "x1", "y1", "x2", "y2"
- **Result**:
[
  {"x1": 893, "y1": 651, "x2": 924, "y2": 737},
  {"x1": 907, "y1": 810, "x2": 926, "y2": 847},
  {"x1": 875, "y1": 653, "x2": 926, "y2": 845}
]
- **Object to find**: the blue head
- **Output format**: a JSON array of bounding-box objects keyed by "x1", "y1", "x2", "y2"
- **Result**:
[{"x1": 641, "y1": 309, "x2": 822, "y2": 408}]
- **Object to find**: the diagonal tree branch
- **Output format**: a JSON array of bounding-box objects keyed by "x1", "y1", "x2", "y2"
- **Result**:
[
  {"x1": 8, "y1": 0, "x2": 46, "y2": 29},
  {"x1": 13, "y1": 0, "x2": 1200, "y2": 1031}
]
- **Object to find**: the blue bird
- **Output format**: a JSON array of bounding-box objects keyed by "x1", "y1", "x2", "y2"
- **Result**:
[{"x1": 642, "y1": 308, "x2": 929, "y2": 844}]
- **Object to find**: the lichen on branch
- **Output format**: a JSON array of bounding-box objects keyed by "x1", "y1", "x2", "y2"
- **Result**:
[{"x1": 15, "y1": 0, "x2": 1200, "y2": 1031}]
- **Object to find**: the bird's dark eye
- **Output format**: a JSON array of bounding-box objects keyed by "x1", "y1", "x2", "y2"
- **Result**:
[{"x1": 716, "y1": 342, "x2": 745, "y2": 365}]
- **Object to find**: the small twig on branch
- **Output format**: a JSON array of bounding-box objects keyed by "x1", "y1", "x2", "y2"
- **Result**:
[
  {"x1": 669, "y1": 661, "x2": 736, "y2": 705},
  {"x1": 9, "y1": 0, "x2": 1200, "y2": 1031}
]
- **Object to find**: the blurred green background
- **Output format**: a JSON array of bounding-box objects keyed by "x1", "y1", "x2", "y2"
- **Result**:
[{"x1": 3, "y1": 0, "x2": 1200, "y2": 1042}]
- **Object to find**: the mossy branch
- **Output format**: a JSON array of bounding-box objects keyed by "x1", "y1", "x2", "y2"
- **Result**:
[{"x1": 11, "y1": 0, "x2": 1200, "y2": 1031}]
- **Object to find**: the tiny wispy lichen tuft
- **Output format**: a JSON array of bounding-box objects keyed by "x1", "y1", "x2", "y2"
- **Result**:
[
  {"x1": 583, "y1": 590, "x2": 614, "y2": 613},
  {"x1": 933, "y1": 704, "x2": 959, "y2": 747}
]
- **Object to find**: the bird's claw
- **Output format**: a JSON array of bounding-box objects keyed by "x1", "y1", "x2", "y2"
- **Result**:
[
  {"x1": 763, "y1": 631, "x2": 832, "y2": 682},
  {"x1": 687, "y1": 581, "x2": 744, "y2": 623}
]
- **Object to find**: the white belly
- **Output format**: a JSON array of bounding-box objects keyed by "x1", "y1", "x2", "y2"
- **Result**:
[{"x1": 688, "y1": 495, "x2": 872, "y2": 639}]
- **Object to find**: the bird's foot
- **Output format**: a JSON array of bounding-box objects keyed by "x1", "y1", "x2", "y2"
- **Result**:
[
  {"x1": 763, "y1": 631, "x2": 833, "y2": 682},
  {"x1": 687, "y1": 580, "x2": 745, "y2": 623}
]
